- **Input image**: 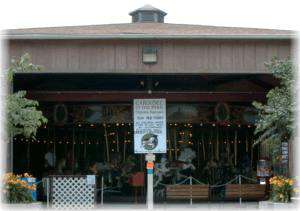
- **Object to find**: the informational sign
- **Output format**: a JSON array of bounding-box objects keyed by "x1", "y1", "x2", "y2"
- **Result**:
[
  {"x1": 134, "y1": 99, "x2": 166, "y2": 154},
  {"x1": 86, "y1": 175, "x2": 96, "y2": 185},
  {"x1": 281, "y1": 142, "x2": 289, "y2": 164}
]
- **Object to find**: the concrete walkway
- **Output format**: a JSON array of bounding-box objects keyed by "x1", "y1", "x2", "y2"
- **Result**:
[{"x1": 2, "y1": 201, "x2": 298, "y2": 210}]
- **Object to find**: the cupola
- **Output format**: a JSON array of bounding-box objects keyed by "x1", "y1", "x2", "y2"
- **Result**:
[{"x1": 129, "y1": 5, "x2": 167, "y2": 23}]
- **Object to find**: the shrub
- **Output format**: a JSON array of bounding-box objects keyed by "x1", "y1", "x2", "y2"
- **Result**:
[
  {"x1": 2, "y1": 173, "x2": 36, "y2": 203},
  {"x1": 269, "y1": 175, "x2": 294, "y2": 202}
]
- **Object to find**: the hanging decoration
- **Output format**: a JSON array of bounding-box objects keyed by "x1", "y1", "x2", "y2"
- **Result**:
[
  {"x1": 123, "y1": 131, "x2": 127, "y2": 162},
  {"x1": 54, "y1": 104, "x2": 68, "y2": 126},
  {"x1": 215, "y1": 102, "x2": 230, "y2": 123},
  {"x1": 216, "y1": 126, "x2": 219, "y2": 161},
  {"x1": 234, "y1": 130, "x2": 237, "y2": 166},
  {"x1": 103, "y1": 124, "x2": 110, "y2": 163},
  {"x1": 201, "y1": 132, "x2": 205, "y2": 161},
  {"x1": 245, "y1": 130, "x2": 249, "y2": 152}
]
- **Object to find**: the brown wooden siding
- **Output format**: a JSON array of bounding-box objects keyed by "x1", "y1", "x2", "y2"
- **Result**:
[{"x1": 7, "y1": 39, "x2": 291, "y2": 74}]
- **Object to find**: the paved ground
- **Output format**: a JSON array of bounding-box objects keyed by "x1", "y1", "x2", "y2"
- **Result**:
[
  {"x1": 2, "y1": 201, "x2": 299, "y2": 210},
  {"x1": 96, "y1": 201, "x2": 299, "y2": 210}
]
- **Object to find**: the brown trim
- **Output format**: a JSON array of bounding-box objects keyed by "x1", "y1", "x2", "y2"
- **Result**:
[{"x1": 26, "y1": 91, "x2": 266, "y2": 102}]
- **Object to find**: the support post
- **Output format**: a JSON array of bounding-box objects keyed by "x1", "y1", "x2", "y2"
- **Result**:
[
  {"x1": 101, "y1": 176, "x2": 104, "y2": 205},
  {"x1": 147, "y1": 166, "x2": 153, "y2": 209},
  {"x1": 239, "y1": 175, "x2": 242, "y2": 204},
  {"x1": 46, "y1": 177, "x2": 50, "y2": 208},
  {"x1": 189, "y1": 176, "x2": 193, "y2": 205},
  {"x1": 145, "y1": 153, "x2": 155, "y2": 210}
]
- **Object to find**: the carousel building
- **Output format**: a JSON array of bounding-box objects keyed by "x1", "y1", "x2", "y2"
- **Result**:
[{"x1": 4, "y1": 5, "x2": 295, "y2": 203}]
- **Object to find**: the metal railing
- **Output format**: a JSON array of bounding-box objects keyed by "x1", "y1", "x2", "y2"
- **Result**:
[{"x1": 43, "y1": 174, "x2": 259, "y2": 206}]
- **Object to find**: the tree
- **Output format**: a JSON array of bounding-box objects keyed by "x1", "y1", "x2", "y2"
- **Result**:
[
  {"x1": 253, "y1": 57, "x2": 294, "y2": 146},
  {"x1": 6, "y1": 53, "x2": 47, "y2": 139}
]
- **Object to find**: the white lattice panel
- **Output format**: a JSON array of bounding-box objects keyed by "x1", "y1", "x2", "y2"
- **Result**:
[{"x1": 51, "y1": 176, "x2": 95, "y2": 209}]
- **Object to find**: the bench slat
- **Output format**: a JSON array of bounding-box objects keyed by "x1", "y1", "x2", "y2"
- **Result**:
[{"x1": 166, "y1": 184, "x2": 209, "y2": 201}]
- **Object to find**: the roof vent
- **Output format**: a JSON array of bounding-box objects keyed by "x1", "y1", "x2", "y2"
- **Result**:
[{"x1": 129, "y1": 5, "x2": 167, "y2": 23}]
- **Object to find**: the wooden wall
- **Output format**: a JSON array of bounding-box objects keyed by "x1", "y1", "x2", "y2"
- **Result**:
[{"x1": 7, "y1": 39, "x2": 291, "y2": 74}]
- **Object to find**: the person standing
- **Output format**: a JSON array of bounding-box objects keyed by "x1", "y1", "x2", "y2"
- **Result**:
[{"x1": 44, "y1": 146, "x2": 56, "y2": 171}]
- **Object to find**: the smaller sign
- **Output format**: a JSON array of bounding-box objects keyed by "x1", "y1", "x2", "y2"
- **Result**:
[
  {"x1": 86, "y1": 175, "x2": 96, "y2": 185},
  {"x1": 146, "y1": 162, "x2": 154, "y2": 169},
  {"x1": 147, "y1": 169, "x2": 154, "y2": 174},
  {"x1": 281, "y1": 142, "x2": 289, "y2": 165},
  {"x1": 145, "y1": 153, "x2": 156, "y2": 162}
]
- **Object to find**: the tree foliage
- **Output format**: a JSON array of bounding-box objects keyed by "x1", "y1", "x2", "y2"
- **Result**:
[
  {"x1": 253, "y1": 57, "x2": 294, "y2": 146},
  {"x1": 7, "y1": 53, "x2": 47, "y2": 139}
]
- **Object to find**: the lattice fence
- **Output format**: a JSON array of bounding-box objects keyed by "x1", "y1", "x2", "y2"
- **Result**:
[{"x1": 50, "y1": 175, "x2": 96, "y2": 209}]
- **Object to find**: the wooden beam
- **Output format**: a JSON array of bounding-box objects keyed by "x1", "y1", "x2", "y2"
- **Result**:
[{"x1": 26, "y1": 91, "x2": 266, "y2": 102}]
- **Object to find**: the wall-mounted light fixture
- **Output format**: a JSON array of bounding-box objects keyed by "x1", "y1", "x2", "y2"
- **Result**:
[{"x1": 142, "y1": 46, "x2": 157, "y2": 64}]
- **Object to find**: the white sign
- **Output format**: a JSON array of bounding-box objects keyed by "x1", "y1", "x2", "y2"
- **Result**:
[
  {"x1": 134, "y1": 99, "x2": 166, "y2": 154},
  {"x1": 145, "y1": 153, "x2": 156, "y2": 162},
  {"x1": 86, "y1": 175, "x2": 96, "y2": 185}
]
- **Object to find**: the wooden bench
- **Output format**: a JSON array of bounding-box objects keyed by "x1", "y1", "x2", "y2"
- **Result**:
[
  {"x1": 225, "y1": 184, "x2": 266, "y2": 201},
  {"x1": 166, "y1": 185, "x2": 209, "y2": 201}
]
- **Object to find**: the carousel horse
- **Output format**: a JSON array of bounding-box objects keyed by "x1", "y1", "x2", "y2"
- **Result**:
[
  {"x1": 154, "y1": 156, "x2": 171, "y2": 199},
  {"x1": 154, "y1": 157, "x2": 171, "y2": 187},
  {"x1": 176, "y1": 147, "x2": 196, "y2": 180}
]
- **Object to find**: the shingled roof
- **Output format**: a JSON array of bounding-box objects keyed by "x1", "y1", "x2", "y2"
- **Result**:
[{"x1": 5, "y1": 23, "x2": 294, "y2": 40}]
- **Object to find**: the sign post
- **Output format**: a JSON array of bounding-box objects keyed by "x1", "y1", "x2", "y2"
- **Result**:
[
  {"x1": 146, "y1": 154, "x2": 155, "y2": 209},
  {"x1": 133, "y1": 99, "x2": 166, "y2": 209}
]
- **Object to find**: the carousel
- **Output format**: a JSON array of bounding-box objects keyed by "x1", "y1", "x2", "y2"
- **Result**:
[{"x1": 12, "y1": 101, "x2": 260, "y2": 202}]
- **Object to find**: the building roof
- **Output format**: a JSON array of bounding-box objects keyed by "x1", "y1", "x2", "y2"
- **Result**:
[{"x1": 5, "y1": 22, "x2": 294, "y2": 40}]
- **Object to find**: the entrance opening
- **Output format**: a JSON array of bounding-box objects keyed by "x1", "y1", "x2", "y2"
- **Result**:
[{"x1": 12, "y1": 73, "x2": 276, "y2": 203}]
